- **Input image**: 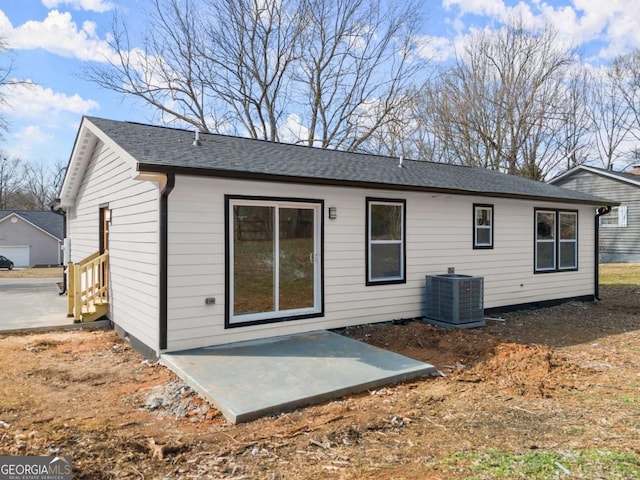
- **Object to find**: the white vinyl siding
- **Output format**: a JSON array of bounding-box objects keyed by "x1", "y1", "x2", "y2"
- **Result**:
[
  {"x1": 166, "y1": 176, "x2": 596, "y2": 352},
  {"x1": 68, "y1": 141, "x2": 161, "y2": 353}
]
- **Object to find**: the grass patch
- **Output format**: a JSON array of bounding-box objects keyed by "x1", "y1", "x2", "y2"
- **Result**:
[
  {"x1": 600, "y1": 263, "x2": 640, "y2": 286},
  {"x1": 0, "y1": 267, "x2": 63, "y2": 279},
  {"x1": 444, "y1": 449, "x2": 640, "y2": 479}
]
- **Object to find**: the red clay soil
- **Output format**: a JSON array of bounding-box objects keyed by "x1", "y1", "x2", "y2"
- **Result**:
[{"x1": 0, "y1": 284, "x2": 639, "y2": 479}]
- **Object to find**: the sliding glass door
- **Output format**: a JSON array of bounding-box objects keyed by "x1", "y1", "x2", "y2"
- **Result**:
[{"x1": 228, "y1": 198, "x2": 322, "y2": 326}]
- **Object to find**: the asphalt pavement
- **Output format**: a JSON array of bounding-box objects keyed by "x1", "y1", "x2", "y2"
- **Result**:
[{"x1": 0, "y1": 277, "x2": 73, "y2": 331}]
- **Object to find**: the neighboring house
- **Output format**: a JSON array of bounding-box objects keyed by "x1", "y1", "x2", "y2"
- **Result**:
[
  {"x1": 0, "y1": 210, "x2": 64, "y2": 267},
  {"x1": 57, "y1": 117, "x2": 614, "y2": 358},
  {"x1": 549, "y1": 165, "x2": 639, "y2": 263}
]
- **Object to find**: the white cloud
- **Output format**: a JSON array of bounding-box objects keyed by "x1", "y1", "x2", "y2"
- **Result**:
[
  {"x1": 441, "y1": 0, "x2": 640, "y2": 61},
  {"x1": 415, "y1": 35, "x2": 455, "y2": 62},
  {"x1": 0, "y1": 82, "x2": 99, "y2": 120},
  {"x1": 41, "y1": 0, "x2": 114, "y2": 13},
  {"x1": 279, "y1": 113, "x2": 309, "y2": 145},
  {"x1": 10, "y1": 125, "x2": 55, "y2": 155},
  {"x1": 2, "y1": 10, "x2": 117, "y2": 63},
  {"x1": 443, "y1": 0, "x2": 507, "y2": 18}
]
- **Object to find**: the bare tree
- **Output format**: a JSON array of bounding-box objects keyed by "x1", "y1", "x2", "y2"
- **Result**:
[
  {"x1": 556, "y1": 70, "x2": 592, "y2": 170},
  {"x1": 612, "y1": 49, "x2": 640, "y2": 143},
  {"x1": 0, "y1": 37, "x2": 15, "y2": 135},
  {"x1": 588, "y1": 66, "x2": 633, "y2": 170},
  {"x1": 85, "y1": 0, "x2": 219, "y2": 133},
  {"x1": 0, "y1": 37, "x2": 36, "y2": 138},
  {"x1": 21, "y1": 159, "x2": 64, "y2": 210},
  {"x1": 0, "y1": 154, "x2": 22, "y2": 209},
  {"x1": 419, "y1": 18, "x2": 575, "y2": 179},
  {"x1": 294, "y1": 0, "x2": 423, "y2": 151},
  {"x1": 200, "y1": 0, "x2": 305, "y2": 141},
  {"x1": 86, "y1": 0, "x2": 425, "y2": 150}
]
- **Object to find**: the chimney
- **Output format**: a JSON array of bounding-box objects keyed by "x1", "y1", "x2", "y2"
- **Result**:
[
  {"x1": 193, "y1": 130, "x2": 201, "y2": 146},
  {"x1": 628, "y1": 165, "x2": 640, "y2": 176}
]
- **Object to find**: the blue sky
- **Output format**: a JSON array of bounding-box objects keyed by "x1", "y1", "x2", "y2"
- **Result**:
[{"x1": 1, "y1": 0, "x2": 640, "y2": 168}]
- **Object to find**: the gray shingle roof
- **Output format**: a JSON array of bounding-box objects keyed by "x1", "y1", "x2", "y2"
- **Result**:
[
  {"x1": 86, "y1": 116, "x2": 613, "y2": 205},
  {"x1": 0, "y1": 210, "x2": 64, "y2": 240}
]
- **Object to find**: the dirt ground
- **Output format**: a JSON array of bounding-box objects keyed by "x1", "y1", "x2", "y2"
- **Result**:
[{"x1": 1, "y1": 284, "x2": 639, "y2": 479}]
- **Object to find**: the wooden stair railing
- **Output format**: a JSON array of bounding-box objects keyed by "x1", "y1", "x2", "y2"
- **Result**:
[{"x1": 67, "y1": 251, "x2": 109, "y2": 322}]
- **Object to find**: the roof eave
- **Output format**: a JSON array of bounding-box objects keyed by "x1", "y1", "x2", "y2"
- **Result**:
[
  {"x1": 137, "y1": 163, "x2": 615, "y2": 207},
  {"x1": 59, "y1": 117, "x2": 99, "y2": 208}
]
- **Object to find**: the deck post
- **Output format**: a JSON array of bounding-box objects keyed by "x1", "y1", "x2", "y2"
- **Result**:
[
  {"x1": 73, "y1": 262, "x2": 82, "y2": 322},
  {"x1": 67, "y1": 262, "x2": 75, "y2": 317}
]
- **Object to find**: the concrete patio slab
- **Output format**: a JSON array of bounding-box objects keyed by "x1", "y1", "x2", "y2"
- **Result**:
[{"x1": 161, "y1": 330, "x2": 437, "y2": 423}]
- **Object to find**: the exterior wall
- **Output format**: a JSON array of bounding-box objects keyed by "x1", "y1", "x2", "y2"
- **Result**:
[
  {"x1": 0, "y1": 217, "x2": 60, "y2": 266},
  {"x1": 554, "y1": 171, "x2": 640, "y2": 263},
  {"x1": 68, "y1": 141, "x2": 161, "y2": 353},
  {"x1": 166, "y1": 175, "x2": 596, "y2": 352}
]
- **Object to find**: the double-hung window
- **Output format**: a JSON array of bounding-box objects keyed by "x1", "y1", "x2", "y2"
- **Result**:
[
  {"x1": 535, "y1": 209, "x2": 578, "y2": 272},
  {"x1": 473, "y1": 204, "x2": 494, "y2": 249},
  {"x1": 366, "y1": 198, "x2": 406, "y2": 285}
]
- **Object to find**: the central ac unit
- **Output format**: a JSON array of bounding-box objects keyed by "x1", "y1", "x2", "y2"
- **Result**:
[{"x1": 424, "y1": 274, "x2": 485, "y2": 328}]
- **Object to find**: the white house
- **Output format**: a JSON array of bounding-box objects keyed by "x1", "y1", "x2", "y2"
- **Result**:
[{"x1": 58, "y1": 117, "x2": 615, "y2": 358}]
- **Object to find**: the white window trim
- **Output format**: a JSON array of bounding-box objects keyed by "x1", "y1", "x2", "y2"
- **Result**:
[
  {"x1": 535, "y1": 210, "x2": 557, "y2": 272},
  {"x1": 600, "y1": 205, "x2": 627, "y2": 228},
  {"x1": 559, "y1": 212, "x2": 578, "y2": 270},
  {"x1": 535, "y1": 209, "x2": 578, "y2": 273},
  {"x1": 367, "y1": 199, "x2": 405, "y2": 284}
]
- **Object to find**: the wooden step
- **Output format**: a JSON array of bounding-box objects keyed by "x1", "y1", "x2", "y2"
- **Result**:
[{"x1": 79, "y1": 302, "x2": 109, "y2": 323}]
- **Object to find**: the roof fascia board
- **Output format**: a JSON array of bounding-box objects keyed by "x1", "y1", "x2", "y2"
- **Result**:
[
  {"x1": 137, "y1": 163, "x2": 616, "y2": 206},
  {"x1": 0, "y1": 212, "x2": 62, "y2": 241}
]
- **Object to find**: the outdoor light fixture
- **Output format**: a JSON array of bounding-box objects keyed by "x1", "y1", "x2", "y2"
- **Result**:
[{"x1": 328, "y1": 207, "x2": 337, "y2": 219}]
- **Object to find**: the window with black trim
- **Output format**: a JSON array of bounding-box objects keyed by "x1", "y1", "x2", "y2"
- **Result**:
[
  {"x1": 535, "y1": 209, "x2": 578, "y2": 272},
  {"x1": 473, "y1": 204, "x2": 493, "y2": 249},
  {"x1": 225, "y1": 196, "x2": 323, "y2": 328},
  {"x1": 366, "y1": 198, "x2": 406, "y2": 285}
]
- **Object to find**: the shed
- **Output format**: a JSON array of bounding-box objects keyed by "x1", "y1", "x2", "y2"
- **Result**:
[
  {"x1": 549, "y1": 165, "x2": 639, "y2": 263},
  {"x1": 58, "y1": 117, "x2": 615, "y2": 358},
  {"x1": 0, "y1": 210, "x2": 64, "y2": 267}
]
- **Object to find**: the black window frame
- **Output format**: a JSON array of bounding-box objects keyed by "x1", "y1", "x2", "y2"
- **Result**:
[
  {"x1": 365, "y1": 197, "x2": 407, "y2": 286},
  {"x1": 224, "y1": 194, "x2": 325, "y2": 329},
  {"x1": 473, "y1": 203, "x2": 494, "y2": 249},
  {"x1": 534, "y1": 208, "x2": 578, "y2": 273}
]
